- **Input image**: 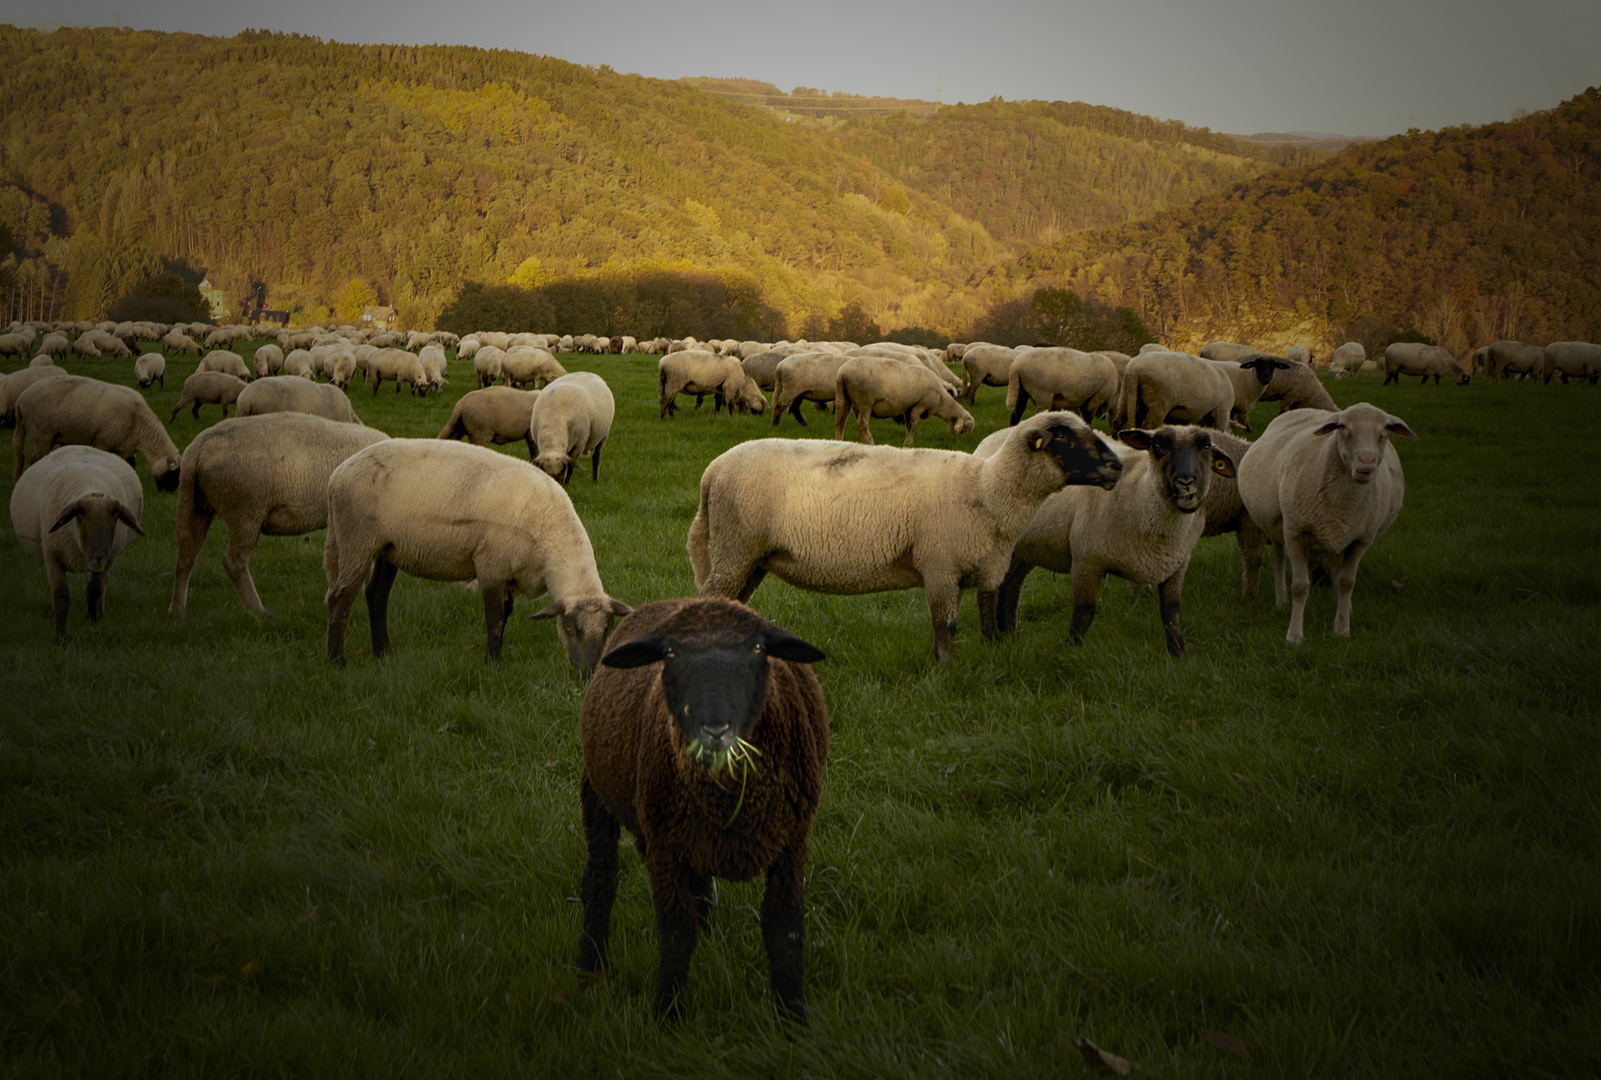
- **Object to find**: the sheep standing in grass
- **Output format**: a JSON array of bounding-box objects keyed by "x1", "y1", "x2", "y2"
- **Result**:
[
  {"x1": 1006, "y1": 347, "x2": 1123, "y2": 426},
  {"x1": 1479, "y1": 340, "x2": 1543, "y2": 383},
  {"x1": 283, "y1": 349, "x2": 316, "y2": 380},
  {"x1": 328, "y1": 350, "x2": 358, "y2": 390},
  {"x1": 687, "y1": 411, "x2": 1124, "y2": 660},
  {"x1": 1205, "y1": 353, "x2": 1294, "y2": 431},
  {"x1": 1113, "y1": 351, "x2": 1235, "y2": 433},
  {"x1": 135, "y1": 353, "x2": 166, "y2": 389},
  {"x1": 323, "y1": 440, "x2": 631, "y2": 667},
  {"x1": 14, "y1": 375, "x2": 183, "y2": 490},
  {"x1": 474, "y1": 345, "x2": 506, "y2": 388},
  {"x1": 770, "y1": 351, "x2": 849, "y2": 428},
  {"x1": 741, "y1": 350, "x2": 786, "y2": 392},
  {"x1": 253, "y1": 344, "x2": 284, "y2": 379},
  {"x1": 832, "y1": 355, "x2": 973, "y2": 445},
  {"x1": 577, "y1": 596, "x2": 828, "y2": 1022},
  {"x1": 236, "y1": 376, "x2": 363, "y2": 424},
  {"x1": 1383, "y1": 343, "x2": 1469, "y2": 385},
  {"x1": 501, "y1": 346, "x2": 565, "y2": 390},
  {"x1": 199, "y1": 349, "x2": 252, "y2": 382},
  {"x1": 659, "y1": 350, "x2": 766, "y2": 418},
  {"x1": 960, "y1": 344, "x2": 1019, "y2": 404},
  {"x1": 976, "y1": 425, "x2": 1236, "y2": 656},
  {"x1": 39, "y1": 332, "x2": 70, "y2": 359},
  {"x1": 417, "y1": 343, "x2": 448, "y2": 394},
  {"x1": 162, "y1": 329, "x2": 203, "y2": 357},
  {"x1": 11, "y1": 445, "x2": 145, "y2": 638},
  {"x1": 438, "y1": 386, "x2": 542, "y2": 457},
  {"x1": 170, "y1": 413, "x2": 390, "y2": 617},
  {"x1": 1330, "y1": 342, "x2": 1366, "y2": 379},
  {"x1": 1238, "y1": 403, "x2": 1415, "y2": 644},
  {"x1": 530, "y1": 371, "x2": 615, "y2": 485},
  {"x1": 170, "y1": 372, "x2": 247, "y2": 424},
  {"x1": 1259, "y1": 359, "x2": 1338, "y2": 413},
  {"x1": 0, "y1": 365, "x2": 66, "y2": 424},
  {"x1": 1543, "y1": 341, "x2": 1601, "y2": 384},
  {"x1": 365, "y1": 348, "x2": 428, "y2": 396}
]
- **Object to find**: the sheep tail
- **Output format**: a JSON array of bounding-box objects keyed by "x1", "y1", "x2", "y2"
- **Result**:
[
  {"x1": 686, "y1": 469, "x2": 713, "y2": 589},
  {"x1": 1005, "y1": 368, "x2": 1021, "y2": 413}
]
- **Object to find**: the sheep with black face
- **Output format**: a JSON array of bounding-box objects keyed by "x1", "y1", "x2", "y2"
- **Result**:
[{"x1": 578, "y1": 596, "x2": 828, "y2": 1022}]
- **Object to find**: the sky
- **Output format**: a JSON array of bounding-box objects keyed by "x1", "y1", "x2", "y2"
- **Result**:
[{"x1": 6, "y1": 0, "x2": 1600, "y2": 137}]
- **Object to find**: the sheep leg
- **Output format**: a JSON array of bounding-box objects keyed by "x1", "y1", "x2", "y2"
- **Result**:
[
  {"x1": 1331, "y1": 538, "x2": 1371, "y2": 637},
  {"x1": 590, "y1": 439, "x2": 604, "y2": 483},
  {"x1": 1009, "y1": 387, "x2": 1030, "y2": 427},
  {"x1": 925, "y1": 576, "x2": 961, "y2": 661},
  {"x1": 737, "y1": 565, "x2": 767, "y2": 604},
  {"x1": 1270, "y1": 542, "x2": 1287, "y2": 608},
  {"x1": 482, "y1": 582, "x2": 511, "y2": 661},
  {"x1": 649, "y1": 858, "x2": 701, "y2": 1021},
  {"x1": 193, "y1": 400, "x2": 203, "y2": 419},
  {"x1": 761, "y1": 836, "x2": 809, "y2": 1022},
  {"x1": 902, "y1": 408, "x2": 922, "y2": 446},
  {"x1": 1284, "y1": 535, "x2": 1314, "y2": 644},
  {"x1": 86, "y1": 570, "x2": 108, "y2": 623},
  {"x1": 993, "y1": 558, "x2": 1033, "y2": 637},
  {"x1": 47, "y1": 558, "x2": 71, "y2": 639},
  {"x1": 222, "y1": 521, "x2": 266, "y2": 614},
  {"x1": 1157, "y1": 570, "x2": 1186, "y2": 657},
  {"x1": 1069, "y1": 567, "x2": 1107, "y2": 643},
  {"x1": 789, "y1": 397, "x2": 807, "y2": 426},
  {"x1": 577, "y1": 778, "x2": 620, "y2": 974},
  {"x1": 365, "y1": 556, "x2": 399, "y2": 658},
  {"x1": 854, "y1": 402, "x2": 874, "y2": 446},
  {"x1": 1237, "y1": 523, "x2": 1265, "y2": 601},
  {"x1": 690, "y1": 870, "x2": 715, "y2": 929}
]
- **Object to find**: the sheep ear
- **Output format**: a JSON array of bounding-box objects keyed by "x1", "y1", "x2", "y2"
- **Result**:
[
  {"x1": 116, "y1": 503, "x2": 146, "y2": 536},
  {"x1": 1312, "y1": 421, "x2": 1345, "y2": 437},
  {"x1": 1117, "y1": 429, "x2": 1154, "y2": 451},
  {"x1": 1210, "y1": 449, "x2": 1237, "y2": 478},
  {"x1": 1385, "y1": 418, "x2": 1418, "y2": 439},
  {"x1": 529, "y1": 600, "x2": 565, "y2": 620},
  {"x1": 1026, "y1": 431, "x2": 1048, "y2": 451},
  {"x1": 48, "y1": 502, "x2": 84, "y2": 533},
  {"x1": 759, "y1": 628, "x2": 826, "y2": 665},
  {"x1": 608, "y1": 598, "x2": 633, "y2": 616},
  {"x1": 601, "y1": 636, "x2": 674, "y2": 669}
]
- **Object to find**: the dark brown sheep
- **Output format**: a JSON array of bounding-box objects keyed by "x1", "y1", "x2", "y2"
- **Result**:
[{"x1": 577, "y1": 596, "x2": 829, "y2": 1022}]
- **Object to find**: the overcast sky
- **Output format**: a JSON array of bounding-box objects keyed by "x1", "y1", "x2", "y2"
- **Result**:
[{"x1": 7, "y1": 0, "x2": 1599, "y2": 136}]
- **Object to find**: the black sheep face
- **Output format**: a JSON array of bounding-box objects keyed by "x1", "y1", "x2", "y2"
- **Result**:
[
  {"x1": 1037, "y1": 417, "x2": 1124, "y2": 490},
  {"x1": 1117, "y1": 426, "x2": 1236, "y2": 513},
  {"x1": 602, "y1": 628, "x2": 825, "y2": 772}
]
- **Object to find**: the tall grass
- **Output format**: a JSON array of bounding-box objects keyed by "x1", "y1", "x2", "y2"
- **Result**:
[{"x1": 1, "y1": 347, "x2": 1597, "y2": 1076}]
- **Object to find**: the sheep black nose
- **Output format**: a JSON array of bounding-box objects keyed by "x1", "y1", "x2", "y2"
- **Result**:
[{"x1": 702, "y1": 723, "x2": 730, "y2": 738}]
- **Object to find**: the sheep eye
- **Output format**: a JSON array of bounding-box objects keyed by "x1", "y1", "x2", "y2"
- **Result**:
[{"x1": 753, "y1": 643, "x2": 764, "y2": 654}]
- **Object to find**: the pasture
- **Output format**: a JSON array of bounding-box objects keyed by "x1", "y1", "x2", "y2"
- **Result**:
[{"x1": 1, "y1": 346, "x2": 1598, "y2": 1076}]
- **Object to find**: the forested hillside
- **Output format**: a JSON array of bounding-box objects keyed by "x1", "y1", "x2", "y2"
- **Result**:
[
  {"x1": 982, "y1": 88, "x2": 1601, "y2": 356},
  {"x1": 0, "y1": 25, "x2": 1283, "y2": 334}
]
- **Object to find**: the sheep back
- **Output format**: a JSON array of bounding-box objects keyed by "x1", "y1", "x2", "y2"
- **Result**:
[{"x1": 236, "y1": 376, "x2": 361, "y2": 424}]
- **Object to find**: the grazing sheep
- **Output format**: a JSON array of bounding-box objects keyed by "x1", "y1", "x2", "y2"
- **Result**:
[
  {"x1": 327, "y1": 350, "x2": 358, "y2": 390},
  {"x1": 741, "y1": 350, "x2": 786, "y2": 392},
  {"x1": 1258, "y1": 359, "x2": 1338, "y2": 413},
  {"x1": 1237, "y1": 403, "x2": 1415, "y2": 644},
  {"x1": 530, "y1": 371, "x2": 615, "y2": 485},
  {"x1": 323, "y1": 439, "x2": 631, "y2": 667},
  {"x1": 161, "y1": 329, "x2": 203, "y2": 357},
  {"x1": 1092, "y1": 350, "x2": 1133, "y2": 382},
  {"x1": 1113, "y1": 351, "x2": 1235, "y2": 433},
  {"x1": 977, "y1": 425, "x2": 1237, "y2": 656},
  {"x1": 283, "y1": 349, "x2": 316, "y2": 380},
  {"x1": 365, "y1": 348, "x2": 428, "y2": 396},
  {"x1": 852, "y1": 342, "x2": 964, "y2": 393},
  {"x1": 71, "y1": 335, "x2": 102, "y2": 360},
  {"x1": 1201, "y1": 353, "x2": 1293, "y2": 431},
  {"x1": 253, "y1": 344, "x2": 284, "y2": 379},
  {"x1": 417, "y1": 343, "x2": 448, "y2": 394},
  {"x1": 1286, "y1": 345, "x2": 1312, "y2": 365},
  {"x1": 1382, "y1": 343, "x2": 1469, "y2": 385},
  {"x1": 10, "y1": 445, "x2": 145, "y2": 638},
  {"x1": 170, "y1": 371, "x2": 248, "y2": 424},
  {"x1": 474, "y1": 345, "x2": 506, "y2": 388},
  {"x1": 832, "y1": 355, "x2": 974, "y2": 445},
  {"x1": 1329, "y1": 342, "x2": 1367, "y2": 379},
  {"x1": 1199, "y1": 341, "x2": 1256, "y2": 364},
  {"x1": 457, "y1": 336, "x2": 482, "y2": 360},
  {"x1": 14, "y1": 375, "x2": 183, "y2": 490},
  {"x1": 438, "y1": 386, "x2": 542, "y2": 457},
  {"x1": 659, "y1": 350, "x2": 767, "y2": 418},
  {"x1": 29, "y1": 354, "x2": 56, "y2": 368},
  {"x1": 501, "y1": 346, "x2": 566, "y2": 390},
  {"x1": 960, "y1": 344, "x2": 1020, "y2": 404},
  {"x1": 1543, "y1": 341, "x2": 1601, "y2": 384},
  {"x1": 0, "y1": 365, "x2": 67, "y2": 424},
  {"x1": 769, "y1": 351, "x2": 850, "y2": 428},
  {"x1": 1479, "y1": 340, "x2": 1544, "y2": 383},
  {"x1": 198, "y1": 349, "x2": 252, "y2": 382},
  {"x1": 686, "y1": 411, "x2": 1124, "y2": 660},
  {"x1": 578, "y1": 596, "x2": 828, "y2": 1022},
  {"x1": 39, "y1": 332, "x2": 71, "y2": 359},
  {"x1": 236, "y1": 376, "x2": 362, "y2": 424},
  {"x1": 135, "y1": 353, "x2": 166, "y2": 389},
  {"x1": 1006, "y1": 347, "x2": 1123, "y2": 426},
  {"x1": 170, "y1": 413, "x2": 390, "y2": 617},
  {"x1": 0, "y1": 332, "x2": 32, "y2": 362}
]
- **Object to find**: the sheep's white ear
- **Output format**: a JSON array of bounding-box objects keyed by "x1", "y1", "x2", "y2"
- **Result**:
[
  {"x1": 1385, "y1": 418, "x2": 1418, "y2": 439},
  {"x1": 529, "y1": 600, "x2": 565, "y2": 620},
  {"x1": 48, "y1": 503, "x2": 84, "y2": 534},
  {"x1": 1117, "y1": 429, "x2": 1154, "y2": 451},
  {"x1": 1312, "y1": 421, "x2": 1344, "y2": 437}
]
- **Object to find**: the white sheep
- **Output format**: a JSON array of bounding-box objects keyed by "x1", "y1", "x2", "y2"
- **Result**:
[
  {"x1": 501, "y1": 345, "x2": 566, "y2": 390},
  {"x1": 1259, "y1": 359, "x2": 1338, "y2": 413},
  {"x1": 1382, "y1": 343, "x2": 1469, "y2": 385},
  {"x1": 1113, "y1": 351, "x2": 1234, "y2": 433},
  {"x1": 365, "y1": 348, "x2": 429, "y2": 396},
  {"x1": 832, "y1": 355, "x2": 974, "y2": 445},
  {"x1": 438, "y1": 386, "x2": 542, "y2": 457},
  {"x1": 960, "y1": 344, "x2": 1019, "y2": 404},
  {"x1": 323, "y1": 439, "x2": 631, "y2": 668},
  {"x1": 1005, "y1": 347, "x2": 1123, "y2": 426},
  {"x1": 0, "y1": 365, "x2": 66, "y2": 424},
  {"x1": 1479, "y1": 340, "x2": 1543, "y2": 383},
  {"x1": 417, "y1": 343, "x2": 448, "y2": 393},
  {"x1": 14, "y1": 375, "x2": 183, "y2": 490},
  {"x1": 1543, "y1": 341, "x2": 1601, "y2": 384},
  {"x1": 530, "y1": 371, "x2": 615, "y2": 485},
  {"x1": 235, "y1": 376, "x2": 363, "y2": 424},
  {"x1": 659, "y1": 350, "x2": 766, "y2": 418},
  {"x1": 686, "y1": 411, "x2": 1125, "y2": 660},
  {"x1": 198, "y1": 349, "x2": 252, "y2": 382},
  {"x1": 975, "y1": 425, "x2": 1237, "y2": 656},
  {"x1": 1286, "y1": 345, "x2": 1312, "y2": 365},
  {"x1": 38, "y1": 332, "x2": 71, "y2": 358},
  {"x1": 10, "y1": 445, "x2": 145, "y2": 637},
  {"x1": 283, "y1": 349, "x2": 316, "y2": 380},
  {"x1": 253, "y1": 344, "x2": 285, "y2": 379},
  {"x1": 170, "y1": 372, "x2": 248, "y2": 424},
  {"x1": 1207, "y1": 353, "x2": 1295, "y2": 431},
  {"x1": 162, "y1": 329, "x2": 203, "y2": 357},
  {"x1": 135, "y1": 352, "x2": 166, "y2": 389},
  {"x1": 1237, "y1": 402, "x2": 1415, "y2": 643},
  {"x1": 170, "y1": 413, "x2": 390, "y2": 617},
  {"x1": 1329, "y1": 342, "x2": 1367, "y2": 379},
  {"x1": 769, "y1": 351, "x2": 849, "y2": 427},
  {"x1": 328, "y1": 350, "x2": 358, "y2": 390},
  {"x1": 474, "y1": 345, "x2": 506, "y2": 388}
]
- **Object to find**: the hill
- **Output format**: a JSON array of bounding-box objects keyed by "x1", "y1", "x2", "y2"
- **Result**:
[{"x1": 978, "y1": 88, "x2": 1601, "y2": 355}]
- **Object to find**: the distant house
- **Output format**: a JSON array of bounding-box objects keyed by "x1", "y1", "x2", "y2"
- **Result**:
[
  {"x1": 198, "y1": 277, "x2": 229, "y2": 320},
  {"x1": 362, "y1": 305, "x2": 398, "y2": 330}
]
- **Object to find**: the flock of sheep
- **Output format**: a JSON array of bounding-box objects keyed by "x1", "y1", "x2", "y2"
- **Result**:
[{"x1": 4, "y1": 314, "x2": 1595, "y2": 1021}]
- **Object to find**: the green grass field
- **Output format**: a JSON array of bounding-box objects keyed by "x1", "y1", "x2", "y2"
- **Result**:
[{"x1": 2, "y1": 346, "x2": 1598, "y2": 1077}]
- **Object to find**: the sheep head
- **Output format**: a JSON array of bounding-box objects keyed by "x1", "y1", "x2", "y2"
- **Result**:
[
  {"x1": 1017, "y1": 411, "x2": 1124, "y2": 491},
  {"x1": 532, "y1": 596, "x2": 633, "y2": 673},
  {"x1": 600, "y1": 626, "x2": 824, "y2": 774},
  {"x1": 1312, "y1": 403, "x2": 1417, "y2": 484},
  {"x1": 1117, "y1": 426, "x2": 1236, "y2": 513},
  {"x1": 1238, "y1": 354, "x2": 1293, "y2": 384},
  {"x1": 154, "y1": 456, "x2": 183, "y2": 492},
  {"x1": 48, "y1": 495, "x2": 143, "y2": 572}
]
